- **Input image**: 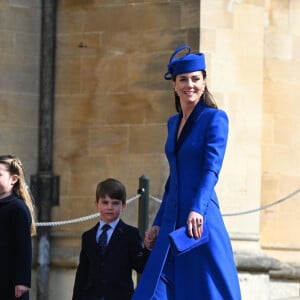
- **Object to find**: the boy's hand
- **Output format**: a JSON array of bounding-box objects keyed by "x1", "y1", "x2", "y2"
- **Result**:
[{"x1": 144, "y1": 226, "x2": 160, "y2": 250}]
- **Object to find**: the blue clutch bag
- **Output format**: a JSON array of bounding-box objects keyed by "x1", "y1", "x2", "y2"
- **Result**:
[{"x1": 169, "y1": 224, "x2": 209, "y2": 256}]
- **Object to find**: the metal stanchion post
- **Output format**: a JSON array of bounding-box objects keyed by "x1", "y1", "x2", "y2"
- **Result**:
[
  {"x1": 137, "y1": 175, "x2": 150, "y2": 239},
  {"x1": 137, "y1": 175, "x2": 150, "y2": 283}
]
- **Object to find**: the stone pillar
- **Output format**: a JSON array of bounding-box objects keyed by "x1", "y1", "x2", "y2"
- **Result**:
[{"x1": 201, "y1": 0, "x2": 265, "y2": 253}]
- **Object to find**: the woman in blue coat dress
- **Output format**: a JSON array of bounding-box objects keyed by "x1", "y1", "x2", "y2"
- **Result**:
[{"x1": 132, "y1": 46, "x2": 241, "y2": 300}]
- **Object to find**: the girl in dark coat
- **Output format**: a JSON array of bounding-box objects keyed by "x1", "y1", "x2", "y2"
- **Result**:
[
  {"x1": 0, "y1": 155, "x2": 36, "y2": 300},
  {"x1": 132, "y1": 46, "x2": 241, "y2": 299}
]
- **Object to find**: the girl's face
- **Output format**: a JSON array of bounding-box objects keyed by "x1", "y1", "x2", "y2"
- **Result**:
[
  {"x1": 0, "y1": 163, "x2": 18, "y2": 199},
  {"x1": 173, "y1": 71, "x2": 206, "y2": 107},
  {"x1": 95, "y1": 195, "x2": 125, "y2": 224}
]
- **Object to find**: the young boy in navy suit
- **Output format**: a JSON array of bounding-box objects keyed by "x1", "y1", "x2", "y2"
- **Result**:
[{"x1": 72, "y1": 178, "x2": 150, "y2": 300}]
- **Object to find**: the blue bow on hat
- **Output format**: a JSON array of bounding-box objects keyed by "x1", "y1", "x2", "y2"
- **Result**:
[{"x1": 164, "y1": 45, "x2": 206, "y2": 80}]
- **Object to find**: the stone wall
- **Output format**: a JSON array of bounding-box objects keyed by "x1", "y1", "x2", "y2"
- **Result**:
[
  {"x1": 261, "y1": 0, "x2": 300, "y2": 264},
  {"x1": 201, "y1": 0, "x2": 300, "y2": 265},
  {"x1": 51, "y1": 0, "x2": 201, "y2": 265},
  {"x1": 200, "y1": 0, "x2": 265, "y2": 253},
  {"x1": 0, "y1": 0, "x2": 40, "y2": 176}
]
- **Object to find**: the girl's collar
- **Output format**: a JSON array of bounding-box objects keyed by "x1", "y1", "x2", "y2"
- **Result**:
[{"x1": 0, "y1": 193, "x2": 18, "y2": 204}]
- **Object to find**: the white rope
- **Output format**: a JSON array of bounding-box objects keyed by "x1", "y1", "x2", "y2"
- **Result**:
[
  {"x1": 151, "y1": 190, "x2": 300, "y2": 217},
  {"x1": 35, "y1": 212, "x2": 101, "y2": 227},
  {"x1": 36, "y1": 194, "x2": 140, "y2": 227},
  {"x1": 222, "y1": 189, "x2": 300, "y2": 217},
  {"x1": 150, "y1": 195, "x2": 162, "y2": 204},
  {"x1": 36, "y1": 189, "x2": 300, "y2": 226}
]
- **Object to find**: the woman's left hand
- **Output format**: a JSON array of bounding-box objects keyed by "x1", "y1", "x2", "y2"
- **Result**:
[{"x1": 187, "y1": 211, "x2": 204, "y2": 239}]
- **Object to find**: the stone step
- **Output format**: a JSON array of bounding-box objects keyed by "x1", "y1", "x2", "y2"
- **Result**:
[{"x1": 273, "y1": 298, "x2": 300, "y2": 300}]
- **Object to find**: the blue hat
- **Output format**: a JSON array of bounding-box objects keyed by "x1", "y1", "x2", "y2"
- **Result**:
[{"x1": 164, "y1": 45, "x2": 206, "y2": 80}]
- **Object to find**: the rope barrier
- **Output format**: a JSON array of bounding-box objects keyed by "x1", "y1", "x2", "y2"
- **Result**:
[
  {"x1": 35, "y1": 194, "x2": 139, "y2": 227},
  {"x1": 222, "y1": 189, "x2": 300, "y2": 217},
  {"x1": 150, "y1": 189, "x2": 300, "y2": 217},
  {"x1": 35, "y1": 189, "x2": 300, "y2": 227}
]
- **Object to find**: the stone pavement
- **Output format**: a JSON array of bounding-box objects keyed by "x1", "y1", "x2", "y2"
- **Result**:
[{"x1": 274, "y1": 298, "x2": 300, "y2": 300}]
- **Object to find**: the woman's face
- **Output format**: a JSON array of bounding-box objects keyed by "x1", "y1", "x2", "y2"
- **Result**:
[{"x1": 173, "y1": 71, "x2": 206, "y2": 107}]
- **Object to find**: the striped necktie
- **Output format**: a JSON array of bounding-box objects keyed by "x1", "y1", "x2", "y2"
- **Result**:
[{"x1": 98, "y1": 224, "x2": 111, "y2": 255}]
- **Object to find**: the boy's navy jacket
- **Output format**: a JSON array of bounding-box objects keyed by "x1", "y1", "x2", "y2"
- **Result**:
[{"x1": 72, "y1": 219, "x2": 149, "y2": 300}]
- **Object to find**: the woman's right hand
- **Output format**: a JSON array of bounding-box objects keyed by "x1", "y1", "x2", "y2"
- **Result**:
[{"x1": 144, "y1": 225, "x2": 160, "y2": 250}]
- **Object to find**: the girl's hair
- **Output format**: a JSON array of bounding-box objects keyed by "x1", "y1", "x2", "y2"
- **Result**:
[
  {"x1": 173, "y1": 70, "x2": 218, "y2": 113},
  {"x1": 0, "y1": 154, "x2": 36, "y2": 235}
]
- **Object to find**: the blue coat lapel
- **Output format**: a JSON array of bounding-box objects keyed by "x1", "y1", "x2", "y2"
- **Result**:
[{"x1": 176, "y1": 100, "x2": 206, "y2": 151}]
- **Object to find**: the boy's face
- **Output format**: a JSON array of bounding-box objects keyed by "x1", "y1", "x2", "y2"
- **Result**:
[{"x1": 96, "y1": 195, "x2": 125, "y2": 224}]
